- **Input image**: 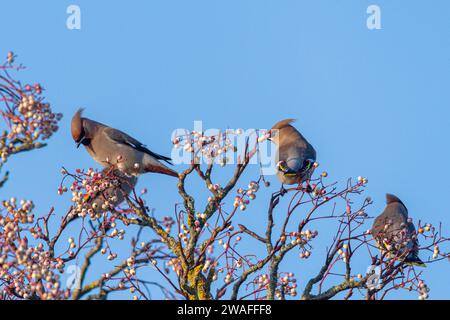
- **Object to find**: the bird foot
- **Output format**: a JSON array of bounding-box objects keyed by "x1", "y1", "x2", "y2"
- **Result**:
[
  {"x1": 279, "y1": 186, "x2": 287, "y2": 197},
  {"x1": 303, "y1": 184, "x2": 313, "y2": 193}
]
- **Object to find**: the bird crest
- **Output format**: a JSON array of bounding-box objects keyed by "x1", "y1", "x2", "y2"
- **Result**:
[
  {"x1": 271, "y1": 118, "x2": 296, "y2": 130},
  {"x1": 386, "y1": 193, "x2": 402, "y2": 204},
  {"x1": 71, "y1": 108, "x2": 85, "y2": 142},
  {"x1": 386, "y1": 193, "x2": 408, "y2": 212}
]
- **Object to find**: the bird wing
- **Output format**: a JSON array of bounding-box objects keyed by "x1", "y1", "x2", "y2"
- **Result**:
[
  {"x1": 404, "y1": 221, "x2": 424, "y2": 266},
  {"x1": 406, "y1": 221, "x2": 420, "y2": 251},
  {"x1": 103, "y1": 127, "x2": 173, "y2": 165},
  {"x1": 371, "y1": 214, "x2": 388, "y2": 239},
  {"x1": 373, "y1": 202, "x2": 424, "y2": 266}
]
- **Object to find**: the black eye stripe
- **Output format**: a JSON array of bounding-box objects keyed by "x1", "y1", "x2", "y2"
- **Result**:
[
  {"x1": 81, "y1": 137, "x2": 91, "y2": 146},
  {"x1": 76, "y1": 127, "x2": 86, "y2": 143}
]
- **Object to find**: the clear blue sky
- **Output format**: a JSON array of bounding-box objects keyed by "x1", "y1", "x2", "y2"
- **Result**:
[{"x1": 1, "y1": 1, "x2": 449, "y2": 299}]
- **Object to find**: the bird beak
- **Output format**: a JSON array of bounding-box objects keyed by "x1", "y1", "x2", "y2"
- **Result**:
[
  {"x1": 267, "y1": 130, "x2": 273, "y2": 141},
  {"x1": 76, "y1": 136, "x2": 87, "y2": 148}
]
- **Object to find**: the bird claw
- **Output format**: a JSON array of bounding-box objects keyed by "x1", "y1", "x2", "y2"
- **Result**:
[{"x1": 303, "y1": 184, "x2": 313, "y2": 193}]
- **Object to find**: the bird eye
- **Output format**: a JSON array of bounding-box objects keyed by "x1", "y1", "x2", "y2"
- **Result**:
[{"x1": 81, "y1": 137, "x2": 91, "y2": 146}]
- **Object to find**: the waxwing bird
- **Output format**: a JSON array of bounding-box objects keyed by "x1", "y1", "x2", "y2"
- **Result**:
[
  {"x1": 71, "y1": 109, "x2": 178, "y2": 177},
  {"x1": 371, "y1": 194, "x2": 425, "y2": 267},
  {"x1": 269, "y1": 119, "x2": 316, "y2": 187}
]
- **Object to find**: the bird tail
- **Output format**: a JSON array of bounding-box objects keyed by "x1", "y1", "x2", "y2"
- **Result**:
[
  {"x1": 405, "y1": 256, "x2": 426, "y2": 268},
  {"x1": 144, "y1": 163, "x2": 179, "y2": 178}
]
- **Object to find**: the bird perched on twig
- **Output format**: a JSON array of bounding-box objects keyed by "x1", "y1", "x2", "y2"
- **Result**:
[
  {"x1": 371, "y1": 194, "x2": 425, "y2": 267},
  {"x1": 269, "y1": 119, "x2": 316, "y2": 191},
  {"x1": 71, "y1": 109, "x2": 178, "y2": 178}
]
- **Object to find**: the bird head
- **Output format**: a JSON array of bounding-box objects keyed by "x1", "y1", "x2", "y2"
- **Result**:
[
  {"x1": 71, "y1": 108, "x2": 90, "y2": 148},
  {"x1": 386, "y1": 194, "x2": 407, "y2": 208},
  {"x1": 268, "y1": 119, "x2": 296, "y2": 143},
  {"x1": 386, "y1": 193, "x2": 409, "y2": 216}
]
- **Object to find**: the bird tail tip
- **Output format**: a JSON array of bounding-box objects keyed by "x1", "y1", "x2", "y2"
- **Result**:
[
  {"x1": 165, "y1": 169, "x2": 179, "y2": 178},
  {"x1": 145, "y1": 164, "x2": 179, "y2": 178},
  {"x1": 405, "y1": 258, "x2": 427, "y2": 268}
]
